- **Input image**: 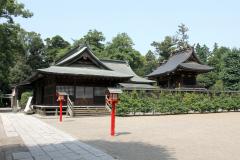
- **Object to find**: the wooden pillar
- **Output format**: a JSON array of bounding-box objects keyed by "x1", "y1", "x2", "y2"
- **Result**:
[
  {"x1": 53, "y1": 76, "x2": 57, "y2": 105},
  {"x1": 74, "y1": 77, "x2": 76, "y2": 103},
  {"x1": 181, "y1": 74, "x2": 184, "y2": 87},
  {"x1": 193, "y1": 74, "x2": 197, "y2": 86},
  {"x1": 168, "y1": 77, "x2": 171, "y2": 88}
]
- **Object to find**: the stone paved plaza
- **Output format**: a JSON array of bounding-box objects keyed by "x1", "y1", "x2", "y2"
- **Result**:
[{"x1": 0, "y1": 113, "x2": 114, "y2": 160}]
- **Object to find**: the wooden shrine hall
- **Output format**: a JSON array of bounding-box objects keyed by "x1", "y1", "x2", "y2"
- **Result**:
[
  {"x1": 147, "y1": 47, "x2": 213, "y2": 89},
  {"x1": 14, "y1": 46, "x2": 155, "y2": 116}
]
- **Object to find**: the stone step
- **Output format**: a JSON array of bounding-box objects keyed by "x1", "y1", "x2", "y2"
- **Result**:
[
  {"x1": 72, "y1": 107, "x2": 109, "y2": 116},
  {"x1": 73, "y1": 106, "x2": 105, "y2": 109},
  {"x1": 73, "y1": 109, "x2": 109, "y2": 112},
  {"x1": 73, "y1": 108, "x2": 107, "y2": 111},
  {"x1": 74, "y1": 113, "x2": 109, "y2": 116},
  {"x1": 0, "y1": 107, "x2": 12, "y2": 113}
]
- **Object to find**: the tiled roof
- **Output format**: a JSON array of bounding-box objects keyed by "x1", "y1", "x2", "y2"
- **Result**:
[
  {"x1": 179, "y1": 62, "x2": 213, "y2": 71},
  {"x1": 119, "y1": 83, "x2": 157, "y2": 90},
  {"x1": 147, "y1": 48, "x2": 213, "y2": 77},
  {"x1": 102, "y1": 60, "x2": 155, "y2": 84},
  {"x1": 38, "y1": 66, "x2": 132, "y2": 78}
]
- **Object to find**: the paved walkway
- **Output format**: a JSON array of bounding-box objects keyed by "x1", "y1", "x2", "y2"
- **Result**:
[{"x1": 0, "y1": 113, "x2": 114, "y2": 160}]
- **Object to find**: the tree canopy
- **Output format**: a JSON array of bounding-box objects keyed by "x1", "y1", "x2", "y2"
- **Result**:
[
  {"x1": 222, "y1": 50, "x2": 240, "y2": 90},
  {"x1": 104, "y1": 33, "x2": 145, "y2": 75},
  {"x1": 151, "y1": 36, "x2": 176, "y2": 61},
  {"x1": 151, "y1": 24, "x2": 190, "y2": 62},
  {"x1": 0, "y1": 0, "x2": 33, "y2": 23},
  {"x1": 73, "y1": 29, "x2": 105, "y2": 58},
  {"x1": 195, "y1": 43, "x2": 210, "y2": 63},
  {"x1": 45, "y1": 35, "x2": 70, "y2": 64}
]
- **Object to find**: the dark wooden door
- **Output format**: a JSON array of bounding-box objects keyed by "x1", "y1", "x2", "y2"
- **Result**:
[{"x1": 75, "y1": 86, "x2": 94, "y2": 105}]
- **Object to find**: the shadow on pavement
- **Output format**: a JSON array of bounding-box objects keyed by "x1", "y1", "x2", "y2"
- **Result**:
[
  {"x1": 83, "y1": 140, "x2": 176, "y2": 160},
  {"x1": 115, "y1": 132, "x2": 131, "y2": 136},
  {"x1": 0, "y1": 140, "x2": 116, "y2": 160}
]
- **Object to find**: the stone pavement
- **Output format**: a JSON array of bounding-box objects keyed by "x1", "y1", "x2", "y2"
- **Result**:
[{"x1": 0, "y1": 113, "x2": 115, "y2": 160}]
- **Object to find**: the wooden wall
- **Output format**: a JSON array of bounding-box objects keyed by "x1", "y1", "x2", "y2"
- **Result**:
[{"x1": 33, "y1": 74, "x2": 121, "y2": 106}]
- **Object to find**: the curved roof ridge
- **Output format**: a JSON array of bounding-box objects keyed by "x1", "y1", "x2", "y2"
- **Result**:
[
  {"x1": 100, "y1": 59, "x2": 128, "y2": 64},
  {"x1": 55, "y1": 45, "x2": 83, "y2": 64},
  {"x1": 55, "y1": 46, "x2": 111, "y2": 70},
  {"x1": 55, "y1": 46, "x2": 87, "y2": 65}
]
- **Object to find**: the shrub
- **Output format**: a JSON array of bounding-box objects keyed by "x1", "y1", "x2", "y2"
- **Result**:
[
  {"x1": 173, "y1": 93, "x2": 187, "y2": 114},
  {"x1": 221, "y1": 95, "x2": 234, "y2": 111},
  {"x1": 232, "y1": 94, "x2": 240, "y2": 111},
  {"x1": 141, "y1": 96, "x2": 153, "y2": 114},
  {"x1": 197, "y1": 96, "x2": 213, "y2": 113},
  {"x1": 130, "y1": 90, "x2": 142, "y2": 114},
  {"x1": 230, "y1": 96, "x2": 239, "y2": 111},
  {"x1": 211, "y1": 95, "x2": 222, "y2": 112},
  {"x1": 20, "y1": 91, "x2": 33, "y2": 109},
  {"x1": 117, "y1": 90, "x2": 240, "y2": 116},
  {"x1": 117, "y1": 92, "x2": 131, "y2": 116},
  {"x1": 155, "y1": 93, "x2": 169, "y2": 113},
  {"x1": 182, "y1": 93, "x2": 201, "y2": 112}
]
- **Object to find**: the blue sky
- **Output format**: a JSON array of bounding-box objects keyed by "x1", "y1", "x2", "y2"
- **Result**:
[{"x1": 16, "y1": 0, "x2": 240, "y2": 54}]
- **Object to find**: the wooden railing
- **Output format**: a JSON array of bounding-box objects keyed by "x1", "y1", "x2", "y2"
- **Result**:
[
  {"x1": 66, "y1": 96, "x2": 74, "y2": 117},
  {"x1": 105, "y1": 95, "x2": 111, "y2": 112}
]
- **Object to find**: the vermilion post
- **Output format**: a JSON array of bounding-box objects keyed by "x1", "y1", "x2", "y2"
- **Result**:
[
  {"x1": 111, "y1": 101, "x2": 116, "y2": 136},
  {"x1": 59, "y1": 99, "x2": 62, "y2": 122}
]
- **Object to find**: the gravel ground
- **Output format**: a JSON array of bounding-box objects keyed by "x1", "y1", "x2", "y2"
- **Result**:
[{"x1": 40, "y1": 112, "x2": 240, "y2": 160}]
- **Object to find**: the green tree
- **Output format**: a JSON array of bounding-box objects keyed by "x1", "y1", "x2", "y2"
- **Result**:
[
  {"x1": 20, "y1": 31, "x2": 47, "y2": 70},
  {"x1": 45, "y1": 35, "x2": 70, "y2": 64},
  {"x1": 0, "y1": 23, "x2": 24, "y2": 88},
  {"x1": 211, "y1": 80, "x2": 224, "y2": 91},
  {"x1": 73, "y1": 29, "x2": 106, "y2": 58},
  {"x1": 0, "y1": 0, "x2": 32, "y2": 23},
  {"x1": 197, "y1": 45, "x2": 230, "y2": 89},
  {"x1": 222, "y1": 50, "x2": 240, "y2": 90},
  {"x1": 197, "y1": 72, "x2": 218, "y2": 89},
  {"x1": 0, "y1": 0, "x2": 33, "y2": 92},
  {"x1": 7, "y1": 29, "x2": 47, "y2": 85},
  {"x1": 208, "y1": 46, "x2": 230, "y2": 74},
  {"x1": 195, "y1": 43, "x2": 210, "y2": 63},
  {"x1": 105, "y1": 33, "x2": 145, "y2": 74},
  {"x1": 175, "y1": 23, "x2": 190, "y2": 49},
  {"x1": 151, "y1": 23, "x2": 190, "y2": 62},
  {"x1": 9, "y1": 56, "x2": 32, "y2": 84},
  {"x1": 151, "y1": 36, "x2": 176, "y2": 62},
  {"x1": 143, "y1": 50, "x2": 158, "y2": 75},
  {"x1": 197, "y1": 44, "x2": 240, "y2": 90}
]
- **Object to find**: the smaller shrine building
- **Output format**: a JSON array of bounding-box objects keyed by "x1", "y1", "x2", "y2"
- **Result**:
[{"x1": 147, "y1": 48, "x2": 213, "y2": 89}]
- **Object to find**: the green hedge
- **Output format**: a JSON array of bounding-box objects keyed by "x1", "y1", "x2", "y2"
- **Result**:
[
  {"x1": 20, "y1": 91, "x2": 33, "y2": 109},
  {"x1": 117, "y1": 91, "x2": 240, "y2": 116}
]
